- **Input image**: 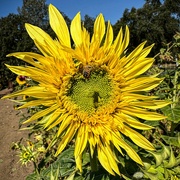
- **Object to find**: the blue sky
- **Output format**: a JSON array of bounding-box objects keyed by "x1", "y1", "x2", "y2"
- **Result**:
[{"x1": 0, "y1": 0, "x2": 145, "y2": 24}]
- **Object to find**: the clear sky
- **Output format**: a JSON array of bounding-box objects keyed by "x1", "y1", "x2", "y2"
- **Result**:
[{"x1": 0, "y1": 0, "x2": 145, "y2": 24}]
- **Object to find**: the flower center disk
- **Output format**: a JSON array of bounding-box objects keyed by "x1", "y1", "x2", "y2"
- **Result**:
[{"x1": 67, "y1": 69, "x2": 113, "y2": 114}]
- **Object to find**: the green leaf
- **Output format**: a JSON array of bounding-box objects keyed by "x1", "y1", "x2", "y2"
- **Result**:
[
  {"x1": 164, "y1": 146, "x2": 176, "y2": 168},
  {"x1": 132, "y1": 172, "x2": 144, "y2": 179},
  {"x1": 27, "y1": 147, "x2": 76, "y2": 179},
  {"x1": 161, "y1": 135, "x2": 180, "y2": 148},
  {"x1": 161, "y1": 105, "x2": 180, "y2": 123},
  {"x1": 141, "y1": 167, "x2": 158, "y2": 180},
  {"x1": 172, "y1": 166, "x2": 180, "y2": 175},
  {"x1": 26, "y1": 173, "x2": 42, "y2": 180},
  {"x1": 66, "y1": 171, "x2": 76, "y2": 180},
  {"x1": 82, "y1": 152, "x2": 90, "y2": 166},
  {"x1": 148, "y1": 150, "x2": 164, "y2": 167},
  {"x1": 160, "y1": 48, "x2": 166, "y2": 54},
  {"x1": 144, "y1": 120, "x2": 160, "y2": 127}
]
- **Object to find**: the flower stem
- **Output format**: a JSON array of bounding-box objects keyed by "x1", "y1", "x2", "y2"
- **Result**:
[
  {"x1": 33, "y1": 160, "x2": 40, "y2": 177},
  {"x1": 89, "y1": 148, "x2": 98, "y2": 172},
  {"x1": 170, "y1": 69, "x2": 178, "y2": 136}
]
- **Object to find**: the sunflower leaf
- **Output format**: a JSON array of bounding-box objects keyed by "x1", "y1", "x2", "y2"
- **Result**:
[
  {"x1": 161, "y1": 105, "x2": 180, "y2": 123},
  {"x1": 161, "y1": 135, "x2": 180, "y2": 148}
]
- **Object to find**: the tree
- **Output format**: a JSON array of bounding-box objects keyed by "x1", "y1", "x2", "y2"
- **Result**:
[
  {"x1": 0, "y1": 0, "x2": 49, "y2": 89},
  {"x1": 0, "y1": 0, "x2": 72, "y2": 89},
  {"x1": 0, "y1": 14, "x2": 33, "y2": 89},
  {"x1": 83, "y1": 15, "x2": 95, "y2": 37},
  {"x1": 113, "y1": 0, "x2": 180, "y2": 56},
  {"x1": 164, "y1": 0, "x2": 180, "y2": 18},
  {"x1": 17, "y1": 0, "x2": 48, "y2": 28}
]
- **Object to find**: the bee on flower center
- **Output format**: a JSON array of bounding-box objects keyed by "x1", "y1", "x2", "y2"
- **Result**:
[{"x1": 79, "y1": 64, "x2": 93, "y2": 79}]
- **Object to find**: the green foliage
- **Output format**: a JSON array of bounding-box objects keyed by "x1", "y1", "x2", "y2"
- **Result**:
[
  {"x1": 140, "y1": 139, "x2": 180, "y2": 179},
  {"x1": 137, "y1": 31, "x2": 180, "y2": 179},
  {"x1": 0, "y1": 0, "x2": 49, "y2": 90},
  {"x1": 25, "y1": 146, "x2": 143, "y2": 180},
  {"x1": 113, "y1": 0, "x2": 180, "y2": 56},
  {"x1": 0, "y1": 13, "x2": 33, "y2": 90},
  {"x1": 161, "y1": 105, "x2": 180, "y2": 123},
  {"x1": 26, "y1": 147, "x2": 76, "y2": 180},
  {"x1": 161, "y1": 133, "x2": 180, "y2": 148},
  {"x1": 83, "y1": 15, "x2": 95, "y2": 37},
  {"x1": 17, "y1": 0, "x2": 48, "y2": 27},
  {"x1": 0, "y1": 0, "x2": 71, "y2": 90}
]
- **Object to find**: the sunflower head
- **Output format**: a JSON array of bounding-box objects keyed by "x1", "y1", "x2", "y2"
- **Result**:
[
  {"x1": 2, "y1": 4, "x2": 170, "y2": 175},
  {"x1": 19, "y1": 144, "x2": 36, "y2": 166},
  {"x1": 16, "y1": 75, "x2": 27, "y2": 85},
  {"x1": 67, "y1": 66, "x2": 113, "y2": 114}
]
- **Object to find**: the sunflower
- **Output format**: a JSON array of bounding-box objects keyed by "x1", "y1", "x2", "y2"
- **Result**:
[
  {"x1": 2, "y1": 4, "x2": 169, "y2": 175},
  {"x1": 16, "y1": 75, "x2": 27, "y2": 85}
]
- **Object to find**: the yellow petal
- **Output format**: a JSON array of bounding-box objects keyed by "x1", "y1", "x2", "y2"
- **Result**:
[
  {"x1": 123, "y1": 77, "x2": 163, "y2": 92},
  {"x1": 103, "y1": 144, "x2": 120, "y2": 175},
  {"x1": 57, "y1": 115, "x2": 75, "y2": 137},
  {"x1": 115, "y1": 113, "x2": 153, "y2": 130},
  {"x1": 25, "y1": 23, "x2": 59, "y2": 57},
  {"x1": 123, "y1": 126, "x2": 155, "y2": 150},
  {"x1": 49, "y1": 4, "x2": 71, "y2": 47},
  {"x1": 70, "y1": 12, "x2": 82, "y2": 46},
  {"x1": 5, "y1": 64, "x2": 58, "y2": 85},
  {"x1": 121, "y1": 107, "x2": 166, "y2": 120},
  {"x1": 56, "y1": 123, "x2": 77, "y2": 155},
  {"x1": 17, "y1": 99, "x2": 56, "y2": 109},
  {"x1": 113, "y1": 27, "x2": 123, "y2": 52},
  {"x1": 24, "y1": 104, "x2": 59, "y2": 123},
  {"x1": 111, "y1": 131, "x2": 143, "y2": 165},
  {"x1": 97, "y1": 144, "x2": 115, "y2": 175},
  {"x1": 2, "y1": 86, "x2": 56, "y2": 99},
  {"x1": 125, "y1": 41, "x2": 147, "y2": 62},
  {"x1": 91, "y1": 13, "x2": 105, "y2": 43},
  {"x1": 104, "y1": 21, "x2": 113, "y2": 49},
  {"x1": 75, "y1": 154, "x2": 82, "y2": 172},
  {"x1": 75, "y1": 125, "x2": 88, "y2": 157},
  {"x1": 7, "y1": 52, "x2": 43, "y2": 69},
  {"x1": 116, "y1": 25, "x2": 129, "y2": 57},
  {"x1": 131, "y1": 100, "x2": 171, "y2": 109},
  {"x1": 123, "y1": 58, "x2": 154, "y2": 79},
  {"x1": 47, "y1": 113, "x2": 69, "y2": 130},
  {"x1": 43, "y1": 108, "x2": 64, "y2": 128},
  {"x1": 123, "y1": 92, "x2": 158, "y2": 100}
]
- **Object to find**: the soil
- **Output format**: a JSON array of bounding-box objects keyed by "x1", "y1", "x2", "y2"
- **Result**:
[{"x1": 0, "y1": 88, "x2": 33, "y2": 180}]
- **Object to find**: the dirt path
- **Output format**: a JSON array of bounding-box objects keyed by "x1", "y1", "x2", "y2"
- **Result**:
[{"x1": 0, "y1": 89, "x2": 33, "y2": 180}]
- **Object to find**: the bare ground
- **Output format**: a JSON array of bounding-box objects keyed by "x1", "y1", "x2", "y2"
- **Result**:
[{"x1": 0, "y1": 89, "x2": 33, "y2": 180}]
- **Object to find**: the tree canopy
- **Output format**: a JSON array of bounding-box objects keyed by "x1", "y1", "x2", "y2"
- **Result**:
[
  {"x1": 113, "y1": 0, "x2": 180, "y2": 55},
  {"x1": 18, "y1": 0, "x2": 48, "y2": 27},
  {"x1": 0, "y1": 13, "x2": 33, "y2": 88}
]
